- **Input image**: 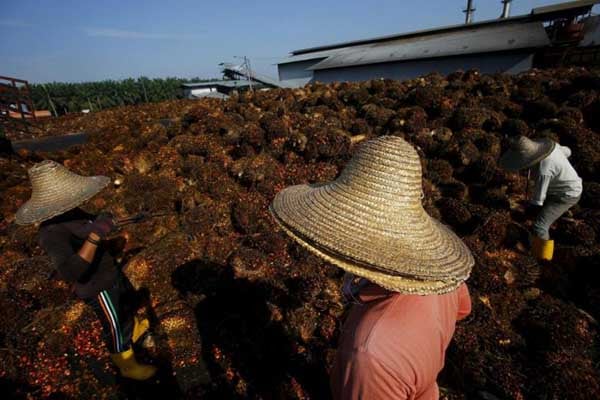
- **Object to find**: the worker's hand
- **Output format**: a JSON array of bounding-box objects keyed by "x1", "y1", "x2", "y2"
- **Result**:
[{"x1": 89, "y1": 213, "x2": 116, "y2": 239}]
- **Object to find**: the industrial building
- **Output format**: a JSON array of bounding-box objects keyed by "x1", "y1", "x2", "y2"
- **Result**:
[
  {"x1": 182, "y1": 80, "x2": 260, "y2": 99},
  {"x1": 183, "y1": 63, "x2": 281, "y2": 99},
  {"x1": 277, "y1": 0, "x2": 600, "y2": 87}
]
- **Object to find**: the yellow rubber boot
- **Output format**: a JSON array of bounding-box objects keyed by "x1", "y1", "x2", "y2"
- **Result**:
[
  {"x1": 531, "y1": 236, "x2": 554, "y2": 261},
  {"x1": 132, "y1": 316, "x2": 149, "y2": 343},
  {"x1": 110, "y1": 348, "x2": 157, "y2": 380}
]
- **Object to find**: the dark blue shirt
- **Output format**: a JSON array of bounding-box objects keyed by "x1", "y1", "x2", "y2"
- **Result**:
[{"x1": 39, "y1": 215, "x2": 119, "y2": 299}]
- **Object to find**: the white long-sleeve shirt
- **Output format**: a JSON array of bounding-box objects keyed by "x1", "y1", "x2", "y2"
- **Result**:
[{"x1": 530, "y1": 145, "x2": 582, "y2": 206}]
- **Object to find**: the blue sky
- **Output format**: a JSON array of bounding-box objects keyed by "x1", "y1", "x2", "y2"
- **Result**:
[{"x1": 0, "y1": 0, "x2": 583, "y2": 83}]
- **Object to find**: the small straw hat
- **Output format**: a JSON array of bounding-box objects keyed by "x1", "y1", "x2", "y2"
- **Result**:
[
  {"x1": 499, "y1": 136, "x2": 556, "y2": 171},
  {"x1": 270, "y1": 136, "x2": 474, "y2": 295},
  {"x1": 15, "y1": 160, "x2": 110, "y2": 225}
]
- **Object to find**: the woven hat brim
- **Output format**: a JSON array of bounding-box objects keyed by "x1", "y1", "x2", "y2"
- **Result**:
[
  {"x1": 272, "y1": 210, "x2": 469, "y2": 295},
  {"x1": 499, "y1": 139, "x2": 555, "y2": 171},
  {"x1": 15, "y1": 176, "x2": 110, "y2": 225},
  {"x1": 270, "y1": 183, "x2": 474, "y2": 285}
]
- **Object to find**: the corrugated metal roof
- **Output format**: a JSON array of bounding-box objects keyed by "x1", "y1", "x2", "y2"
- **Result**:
[
  {"x1": 290, "y1": 17, "x2": 521, "y2": 56},
  {"x1": 182, "y1": 80, "x2": 252, "y2": 88},
  {"x1": 307, "y1": 21, "x2": 550, "y2": 70},
  {"x1": 278, "y1": 53, "x2": 331, "y2": 65},
  {"x1": 182, "y1": 80, "x2": 227, "y2": 87},
  {"x1": 289, "y1": 0, "x2": 598, "y2": 56}
]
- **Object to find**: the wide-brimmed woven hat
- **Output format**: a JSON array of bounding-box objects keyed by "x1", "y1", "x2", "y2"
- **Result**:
[
  {"x1": 270, "y1": 136, "x2": 474, "y2": 295},
  {"x1": 499, "y1": 136, "x2": 556, "y2": 171},
  {"x1": 15, "y1": 160, "x2": 110, "y2": 225}
]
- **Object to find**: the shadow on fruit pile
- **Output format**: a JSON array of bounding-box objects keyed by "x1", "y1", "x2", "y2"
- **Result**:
[{"x1": 172, "y1": 259, "x2": 332, "y2": 399}]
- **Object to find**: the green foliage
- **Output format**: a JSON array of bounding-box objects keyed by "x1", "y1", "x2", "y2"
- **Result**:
[{"x1": 30, "y1": 77, "x2": 212, "y2": 115}]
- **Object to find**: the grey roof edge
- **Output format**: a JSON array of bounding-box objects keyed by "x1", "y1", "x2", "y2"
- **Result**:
[
  {"x1": 306, "y1": 21, "x2": 551, "y2": 71},
  {"x1": 278, "y1": 54, "x2": 330, "y2": 66},
  {"x1": 183, "y1": 80, "x2": 239, "y2": 86},
  {"x1": 308, "y1": 46, "x2": 544, "y2": 72},
  {"x1": 182, "y1": 80, "x2": 253, "y2": 88},
  {"x1": 290, "y1": 0, "x2": 598, "y2": 56}
]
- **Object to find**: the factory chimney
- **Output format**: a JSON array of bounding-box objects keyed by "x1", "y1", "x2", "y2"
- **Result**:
[
  {"x1": 464, "y1": 0, "x2": 476, "y2": 24},
  {"x1": 500, "y1": 0, "x2": 512, "y2": 19}
]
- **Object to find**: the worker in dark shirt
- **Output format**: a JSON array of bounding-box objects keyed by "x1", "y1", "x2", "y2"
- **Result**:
[{"x1": 15, "y1": 160, "x2": 157, "y2": 380}]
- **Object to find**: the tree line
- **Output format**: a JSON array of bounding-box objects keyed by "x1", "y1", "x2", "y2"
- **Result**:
[{"x1": 29, "y1": 77, "x2": 212, "y2": 115}]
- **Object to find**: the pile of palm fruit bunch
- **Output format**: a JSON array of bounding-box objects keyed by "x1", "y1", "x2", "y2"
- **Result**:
[{"x1": 1, "y1": 66, "x2": 599, "y2": 399}]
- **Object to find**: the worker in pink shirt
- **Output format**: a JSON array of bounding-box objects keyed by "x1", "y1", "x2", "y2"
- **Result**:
[
  {"x1": 332, "y1": 276, "x2": 471, "y2": 399},
  {"x1": 270, "y1": 136, "x2": 474, "y2": 399}
]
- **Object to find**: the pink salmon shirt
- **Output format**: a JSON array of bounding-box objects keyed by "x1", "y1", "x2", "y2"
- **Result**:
[{"x1": 331, "y1": 282, "x2": 471, "y2": 400}]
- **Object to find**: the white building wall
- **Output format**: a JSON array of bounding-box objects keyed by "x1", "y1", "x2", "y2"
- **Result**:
[
  {"x1": 278, "y1": 52, "x2": 535, "y2": 87},
  {"x1": 183, "y1": 87, "x2": 217, "y2": 99},
  {"x1": 278, "y1": 59, "x2": 320, "y2": 87},
  {"x1": 311, "y1": 52, "x2": 535, "y2": 83},
  {"x1": 191, "y1": 88, "x2": 216, "y2": 96},
  {"x1": 581, "y1": 15, "x2": 600, "y2": 46}
]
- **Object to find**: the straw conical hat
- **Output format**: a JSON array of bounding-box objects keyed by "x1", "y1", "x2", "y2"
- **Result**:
[
  {"x1": 499, "y1": 136, "x2": 555, "y2": 171},
  {"x1": 270, "y1": 136, "x2": 474, "y2": 295},
  {"x1": 15, "y1": 161, "x2": 110, "y2": 225}
]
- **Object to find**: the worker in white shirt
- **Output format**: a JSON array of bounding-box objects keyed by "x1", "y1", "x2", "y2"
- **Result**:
[{"x1": 499, "y1": 136, "x2": 582, "y2": 261}]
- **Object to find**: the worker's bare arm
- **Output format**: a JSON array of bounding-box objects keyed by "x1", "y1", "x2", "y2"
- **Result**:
[{"x1": 78, "y1": 232, "x2": 101, "y2": 263}]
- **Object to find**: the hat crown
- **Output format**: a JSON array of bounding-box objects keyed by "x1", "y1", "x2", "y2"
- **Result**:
[
  {"x1": 512, "y1": 136, "x2": 542, "y2": 155},
  {"x1": 28, "y1": 161, "x2": 75, "y2": 202},
  {"x1": 499, "y1": 136, "x2": 555, "y2": 171},
  {"x1": 269, "y1": 135, "x2": 474, "y2": 295},
  {"x1": 337, "y1": 136, "x2": 423, "y2": 206}
]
